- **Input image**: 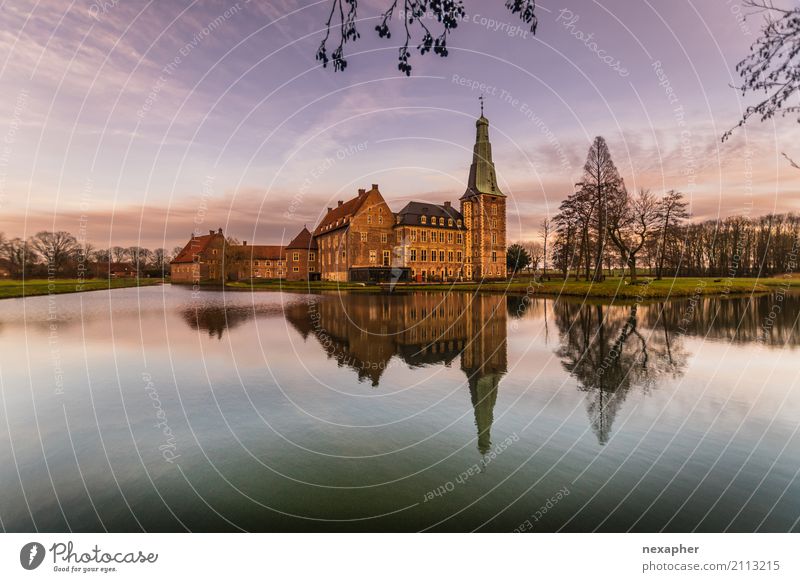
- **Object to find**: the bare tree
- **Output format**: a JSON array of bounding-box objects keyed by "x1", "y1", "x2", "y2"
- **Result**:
[
  {"x1": 606, "y1": 188, "x2": 660, "y2": 282},
  {"x1": 111, "y1": 246, "x2": 127, "y2": 263},
  {"x1": 317, "y1": 0, "x2": 537, "y2": 74},
  {"x1": 153, "y1": 248, "x2": 167, "y2": 274},
  {"x1": 540, "y1": 217, "x2": 551, "y2": 279},
  {"x1": 1, "y1": 237, "x2": 33, "y2": 278},
  {"x1": 30, "y1": 231, "x2": 79, "y2": 276},
  {"x1": 655, "y1": 190, "x2": 690, "y2": 280},
  {"x1": 577, "y1": 136, "x2": 625, "y2": 282},
  {"x1": 725, "y1": 1, "x2": 800, "y2": 143}
]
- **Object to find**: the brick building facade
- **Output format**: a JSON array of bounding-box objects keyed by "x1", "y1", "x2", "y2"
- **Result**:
[{"x1": 171, "y1": 113, "x2": 507, "y2": 283}]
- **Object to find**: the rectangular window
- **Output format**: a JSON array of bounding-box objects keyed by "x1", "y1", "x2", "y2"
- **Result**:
[
  {"x1": 410, "y1": 249, "x2": 417, "y2": 261},
  {"x1": 492, "y1": 233, "x2": 497, "y2": 244},
  {"x1": 361, "y1": 232, "x2": 367, "y2": 242},
  {"x1": 369, "y1": 250, "x2": 377, "y2": 263},
  {"x1": 381, "y1": 233, "x2": 387, "y2": 243},
  {"x1": 309, "y1": 252, "x2": 315, "y2": 261},
  {"x1": 448, "y1": 251, "x2": 453, "y2": 262},
  {"x1": 492, "y1": 251, "x2": 497, "y2": 263},
  {"x1": 411, "y1": 230, "x2": 417, "y2": 242},
  {"x1": 421, "y1": 231, "x2": 427, "y2": 243},
  {"x1": 492, "y1": 204, "x2": 498, "y2": 215},
  {"x1": 308, "y1": 266, "x2": 314, "y2": 272},
  {"x1": 456, "y1": 233, "x2": 463, "y2": 244},
  {"x1": 293, "y1": 266, "x2": 299, "y2": 272},
  {"x1": 447, "y1": 232, "x2": 453, "y2": 243},
  {"x1": 421, "y1": 250, "x2": 427, "y2": 262},
  {"x1": 439, "y1": 250, "x2": 445, "y2": 262},
  {"x1": 342, "y1": 250, "x2": 346, "y2": 260},
  {"x1": 439, "y1": 232, "x2": 445, "y2": 243},
  {"x1": 383, "y1": 250, "x2": 390, "y2": 266},
  {"x1": 456, "y1": 251, "x2": 462, "y2": 262}
]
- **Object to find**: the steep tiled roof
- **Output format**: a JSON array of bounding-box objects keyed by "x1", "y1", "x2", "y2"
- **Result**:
[
  {"x1": 241, "y1": 245, "x2": 286, "y2": 260},
  {"x1": 395, "y1": 201, "x2": 465, "y2": 229},
  {"x1": 313, "y1": 188, "x2": 371, "y2": 236},
  {"x1": 171, "y1": 233, "x2": 219, "y2": 264},
  {"x1": 286, "y1": 226, "x2": 317, "y2": 250}
]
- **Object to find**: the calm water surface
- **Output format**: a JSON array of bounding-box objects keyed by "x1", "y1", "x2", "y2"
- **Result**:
[{"x1": 0, "y1": 284, "x2": 798, "y2": 532}]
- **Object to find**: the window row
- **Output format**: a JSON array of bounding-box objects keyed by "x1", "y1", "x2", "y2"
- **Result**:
[{"x1": 409, "y1": 249, "x2": 463, "y2": 263}]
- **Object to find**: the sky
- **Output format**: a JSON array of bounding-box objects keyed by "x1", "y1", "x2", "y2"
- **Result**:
[{"x1": 0, "y1": 0, "x2": 798, "y2": 249}]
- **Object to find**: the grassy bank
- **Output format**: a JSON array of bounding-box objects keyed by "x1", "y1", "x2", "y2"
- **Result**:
[
  {"x1": 220, "y1": 276, "x2": 800, "y2": 299},
  {"x1": 0, "y1": 278, "x2": 163, "y2": 299}
]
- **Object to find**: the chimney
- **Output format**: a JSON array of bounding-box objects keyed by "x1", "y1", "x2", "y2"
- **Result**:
[
  {"x1": 444, "y1": 201, "x2": 451, "y2": 208},
  {"x1": 209, "y1": 230, "x2": 214, "y2": 235},
  {"x1": 218, "y1": 227, "x2": 223, "y2": 234},
  {"x1": 371, "y1": 183, "x2": 379, "y2": 190},
  {"x1": 327, "y1": 207, "x2": 332, "y2": 213},
  {"x1": 358, "y1": 188, "x2": 365, "y2": 195},
  {"x1": 243, "y1": 241, "x2": 247, "y2": 246},
  {"x1": 338, "y1": 200, "x2": 343, "y2": 207}
]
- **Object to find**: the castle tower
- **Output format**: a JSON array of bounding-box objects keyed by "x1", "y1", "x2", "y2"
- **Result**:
[{"x1": 460, "y1": 105, "x2": 507, "y2": 281}]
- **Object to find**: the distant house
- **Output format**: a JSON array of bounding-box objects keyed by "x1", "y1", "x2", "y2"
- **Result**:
[
  {"x1": 92, "y1": 261, "x2": 137, "y2": 279},
  {"x1": 170, "y1": 229, "x2": 226, "y2": 283}
]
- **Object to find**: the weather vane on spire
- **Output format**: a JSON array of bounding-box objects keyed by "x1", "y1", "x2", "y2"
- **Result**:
[{"x1": 479, "y1": 94, "x2": 484, "y2": 116}]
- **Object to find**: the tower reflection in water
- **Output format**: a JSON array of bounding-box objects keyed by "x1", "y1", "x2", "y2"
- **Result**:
[{"x1": 284, "y1": 293, "x2": 507, "y2": 455}]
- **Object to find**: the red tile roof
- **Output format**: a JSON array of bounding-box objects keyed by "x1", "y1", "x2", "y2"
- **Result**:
[
  {"x1": 313, "y1": 188, "x2": 371, "y2": 236},
  {"x1": 240, "y1": 245, "x2": 286, "y2": 260},
  {"x1": 171, "y1": 233, "x2": 220, "y2": 264},
  {"x1": 286, "y1": 226, "x2": 317, "y2": 250}
]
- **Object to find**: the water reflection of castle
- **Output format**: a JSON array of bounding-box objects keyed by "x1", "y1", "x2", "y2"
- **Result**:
[{"x1": 284, "y1": 293, "x2": 507, "y2": 454}]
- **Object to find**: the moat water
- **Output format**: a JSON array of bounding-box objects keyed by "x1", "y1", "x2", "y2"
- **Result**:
[{"x1": 0, "y1": 284, "x2": 798, "y2": 532}]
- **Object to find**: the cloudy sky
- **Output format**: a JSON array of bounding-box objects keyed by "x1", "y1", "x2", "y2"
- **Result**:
[{"x1": 0, "y1": 0, "x2": 798, "y2": 249}]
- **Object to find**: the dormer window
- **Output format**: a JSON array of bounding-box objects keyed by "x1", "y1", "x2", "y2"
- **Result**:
[
  {"x1": 439, "y1": 217, "x2": 444, "y2": 226},
  {"x1": 448, "y1": 218, "x2": 453, "y2": 227},
  {"x1": 457, "y1": 220, "x2": 462, "y2": 227},
  {"x1": 421, "y1": 216, "x2": 427, "y2": 224}
]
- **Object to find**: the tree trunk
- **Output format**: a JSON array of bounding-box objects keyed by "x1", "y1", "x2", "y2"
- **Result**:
[{"x1": 628, "y1": 254, "x2": 637, "y2": 282}]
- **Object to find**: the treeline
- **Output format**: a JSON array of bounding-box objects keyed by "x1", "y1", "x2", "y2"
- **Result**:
[
  {"x1": 0, "y1": 230, "x2": 184, "y2": 279},
  {"x1": 527, "y1": 136, "x2": 798, "y2": 280}
]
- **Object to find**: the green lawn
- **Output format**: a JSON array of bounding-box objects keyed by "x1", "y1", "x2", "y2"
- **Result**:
[
  {"x1": 0, "y1": 278, "x2": 163, "y2": 299},
  {"x1": 219, "y1": 275, "x2": 800, "y2": 299}
]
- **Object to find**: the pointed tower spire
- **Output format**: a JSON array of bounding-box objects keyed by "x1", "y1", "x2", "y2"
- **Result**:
[{"x1": 462, "y1": 104, "x2": 504, "y2": 199}]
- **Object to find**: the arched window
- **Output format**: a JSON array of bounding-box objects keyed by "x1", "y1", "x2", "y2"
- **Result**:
[{"x1": 421, "y1": 216, "x2": 427, "y2": 224}]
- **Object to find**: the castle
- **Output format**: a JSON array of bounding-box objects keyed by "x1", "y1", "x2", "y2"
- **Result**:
[{"x1": 170, "y1": 112, "x2": 507, "y2": 283}]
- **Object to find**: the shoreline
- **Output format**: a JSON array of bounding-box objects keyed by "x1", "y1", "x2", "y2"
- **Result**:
[
  {"x1": 220, "y1": 276, "x2": 798, "y2": 300},
  {"x1": 2, "y1": 276, "x2": 797, "y2": 301},
  {"x1": 0, "y1": 278, "x2": 163, "y2": 300}
]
